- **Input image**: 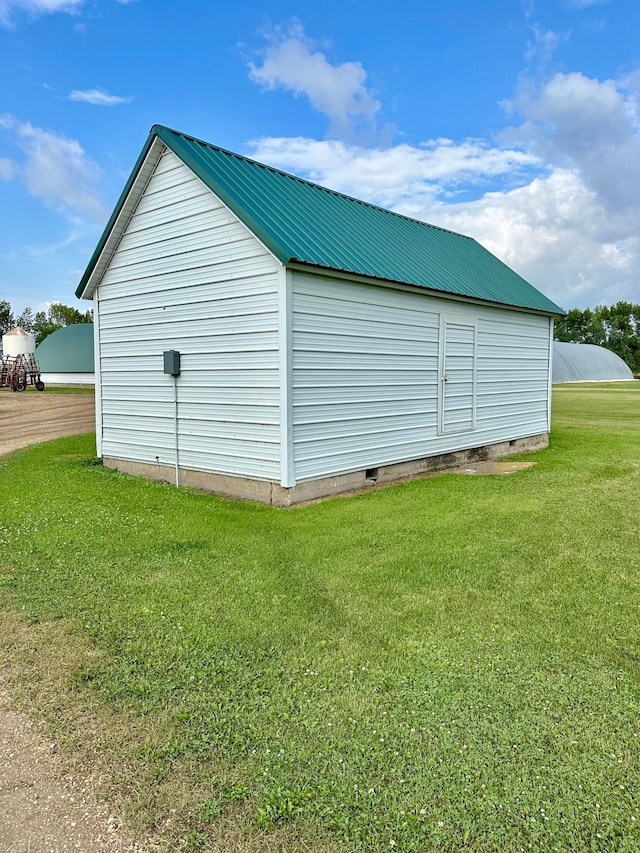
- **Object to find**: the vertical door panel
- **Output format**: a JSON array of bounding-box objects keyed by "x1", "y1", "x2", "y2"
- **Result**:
[{"x1": 439, "y1": 320, "x2": 476, "y2": 434}]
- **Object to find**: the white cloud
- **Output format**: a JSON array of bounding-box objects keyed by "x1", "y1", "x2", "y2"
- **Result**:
[
  {"x1": 247, "y1": 132, "x2": 640, "y2": 310},
  {"x1": 0, "y1": 157, "x2": 15, "y2": 179},
  {"x1": 69, "y1": 88, "x2": 134, "y2": 106},
  {"x1": 0, "y1": 0, "x2": 83, "y2": 27},
  {"x1": 502, "y1": 72, "x2": 640, "y2": 215},
  {"x1": 248, "y1": 21, "x2": 380, "y2": 138},
  {"x1": 0, "y1": 115, "x2": 106, "y2": 221},
  {"x1": 249, "y1": 136, "x2": 541, "y2": 209},
  {"x1": 565, "y1": 0, "x2": 610, "y2": 9},
  {"x1": 430, "y1": 170, "x2": 639, "y2": 309}
]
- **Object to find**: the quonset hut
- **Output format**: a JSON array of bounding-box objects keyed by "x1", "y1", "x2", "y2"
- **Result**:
[
  {"x1": 552, "y1": 342, "x2": 634, "y2": 383},
  {"x1": 35, "y1": 324, "x2": 95, "y2": 386},
  {"x1": 76, "y1": 125, "x2": 565, "y2": 505}
]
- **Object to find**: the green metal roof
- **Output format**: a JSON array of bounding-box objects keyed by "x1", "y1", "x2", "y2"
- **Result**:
[
  {"x1": 77, "y1": 125, "x2": 564, "y2": 315},
  {"x1": 35, "y1": 324, "x2": 94, "y2": 373}
]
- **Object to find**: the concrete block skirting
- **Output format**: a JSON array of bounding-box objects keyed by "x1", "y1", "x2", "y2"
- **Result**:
[{"x1": 103, "y1": 432, "x2": 548, "y2": 506}]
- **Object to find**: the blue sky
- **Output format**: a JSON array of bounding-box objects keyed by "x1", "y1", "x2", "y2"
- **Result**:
[{"x1": 1, "y1": 0, "x2": 639, "y2": 315}]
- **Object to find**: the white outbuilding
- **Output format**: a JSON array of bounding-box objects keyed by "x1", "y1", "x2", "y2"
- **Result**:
[{"x1": 76, "y1": 125, "x2": 565, "y2": 505}]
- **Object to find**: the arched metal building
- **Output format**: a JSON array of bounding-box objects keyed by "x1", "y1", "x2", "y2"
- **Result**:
[{"x1": 553, "y1": 342, "x2": 633, "y2": 383}]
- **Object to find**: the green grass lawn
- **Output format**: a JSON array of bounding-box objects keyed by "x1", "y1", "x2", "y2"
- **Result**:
[{"x1": 1, "y1": 382, "x2": 639, "y2": 852}]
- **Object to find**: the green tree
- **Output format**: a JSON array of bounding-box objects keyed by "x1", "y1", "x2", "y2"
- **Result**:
[
  {"x1": 32, "y1": 302, "x2": 93, "y2": 345},
  {"x1": 15, "y1": 307, "x2": 34, "y2": 332},
  {"x1": 555, "y1": 301, "x2": 640, "y2": 376},
  {"x1": 48, "y1": 303, "x2": 93, "y2": 327},
  {"x1": 0, "y1": 299, "x2": 14, "y2": 336},
  {"x1": 32, "y1": 311, "x2": 61, "y2": 346},
  {"x1": 554, "y1": 308, "x2": 604, "y2": 345}
]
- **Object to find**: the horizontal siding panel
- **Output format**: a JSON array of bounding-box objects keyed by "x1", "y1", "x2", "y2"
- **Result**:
[
  {"x1": 99, "y1": 294, "x2": 277, "y2": 328},
  {"x1": 103, "y1": 414, "x2": 278, "y2": 443},
  {"x1": 295, "y1": 274, "x2": 438, "y2": 314},
  {"x1": 100, "y1": 358, "x2": 277, "y2": 375},
  {"x1": 102, "y1": 386, "x2": 277, "y2": 402},
  {"x1": 293, "y1": 331, "x2": 438, "y2": 355},
  {"x1": 102, "y1": 399, "x2": 278, "y2": 423},
  {"x1": 99, "y1": 257, "x2": 274, "y2": 299},
  {"x1": 100, "y1": 331, "x2": 279, "y2": 357},
  {"x1": 108, "y1": 221, "x2": 253, "y2": 270},
  {"x1": 138, "y1": 166, "x2": 203, "y2": 197},
  {"x1": 293, "y1": 352, "x2": 434, "y2": 370},
  {"x1": 294, "y1": 398, "x2": 437, "y2": 423},
  {"x1": 477, "y1": 367, "x2": 547, "y2": 386},
  {"x1": 126, "y1": 193, "x2": 227, "y2": 234},
  {"x1": 100, "y1": 313, "x2": 277, "y2": 343},
  {"x1": 294, "y1": 294, "x2": 439, "y2": 330},
  {"x1": 477, "y1": 401, "x2": 547, "y2": 420},
  {"x1": 102, "y1": 428, "x2": 278, "y2": 456},
  {"x1": 295, "y1": 437, "x2": 435, "y2": 478},
  {"x1": 479, "y1": 315, "x2": 548, "y2": 333},
  {"x1": 295, "y1": 413, "x2": 436, "y2": 442},
  {"x1": 477, "y1": 390, "x2": 547, "y2": 406},
  {"x1": 132, "y1": 175, "x2": 211, "y2": 214},
  {"x1": 293, "y1": 380, "x2": 437, "y2": 404},
  {"x1": 104, "y1": 235, "x2": 261, "y2": 280},
  {"x1": 150, "y1": 151, "x2": 181, "y2": 176},
  {"x1": 178, "y1": 454, "x2": 278, "y2": 480},
  {"x1": 117, "y1": 206, "x2": 233, "y2": 251}
]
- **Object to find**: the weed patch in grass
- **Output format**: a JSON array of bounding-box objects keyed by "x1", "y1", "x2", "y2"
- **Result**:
[{"x1": 1, "y1": 383, "x2": 639, "y2": 851}]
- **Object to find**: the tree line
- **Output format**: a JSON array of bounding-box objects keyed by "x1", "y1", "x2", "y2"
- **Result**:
[
  {"x1": 554, "y1": 301, "x2": 640, "y2": 376},
  {"x1": 0, "y1": 299, "x2": 93, "y2": 348}
]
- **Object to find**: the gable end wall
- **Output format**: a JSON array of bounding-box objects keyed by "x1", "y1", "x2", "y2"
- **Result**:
[{"x1": 96, "y1": 148, "x2": 282, "y2": 481}]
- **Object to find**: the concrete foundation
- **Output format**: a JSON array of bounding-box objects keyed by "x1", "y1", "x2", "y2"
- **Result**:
[{"x1": 103, "y1": 432, "x2": 548, "y2": 506}]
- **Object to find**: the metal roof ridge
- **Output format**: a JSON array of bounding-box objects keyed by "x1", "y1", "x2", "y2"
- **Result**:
[{"x1": 151, "y1": 124, "x2": 474, "y2": 242}]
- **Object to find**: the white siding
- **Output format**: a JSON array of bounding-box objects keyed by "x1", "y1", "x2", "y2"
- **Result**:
[
  {"x1": 291, "y1": 271, "x2": 551, "y2": 482},
  {"x1": 96, "y1": 148, "x2": 282, "y2": 480}
]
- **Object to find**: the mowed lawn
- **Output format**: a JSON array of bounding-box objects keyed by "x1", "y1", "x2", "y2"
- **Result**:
[{"x1": 1, "y1": 382, "x2": 639, "y2": 852}]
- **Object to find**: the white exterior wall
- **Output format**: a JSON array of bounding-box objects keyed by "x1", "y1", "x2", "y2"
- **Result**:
[
  {"x1": 96, "y1": 149, "x2": 282, "y2": 480},
  {"x1": 291, "y1": 271, "x2": 551, "y2": 482},
  {"x1": 40, "y1": 373, "x2": 95, "y2": 385}
]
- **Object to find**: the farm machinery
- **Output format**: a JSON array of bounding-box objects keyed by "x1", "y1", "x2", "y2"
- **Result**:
[{"x1": 0, "y1": 352, "x2": 45, "y2": 392}]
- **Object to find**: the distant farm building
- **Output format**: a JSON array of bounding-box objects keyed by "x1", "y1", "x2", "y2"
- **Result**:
[
  {"x1": 36, "y1": 324, "x2": 95, "y2": 385},
  {"x1": 76, "y1": 125, "x2": 564, "y2": 505},
  {"x1": 552, "y1": 342, "x2": 633, "y2": 383}
]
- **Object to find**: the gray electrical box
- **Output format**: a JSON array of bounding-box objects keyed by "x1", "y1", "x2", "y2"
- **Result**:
[{"x1": 163, "y1": 350, "x2": 181, "y2": 376}]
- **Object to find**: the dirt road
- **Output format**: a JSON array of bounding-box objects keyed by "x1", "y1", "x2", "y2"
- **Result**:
[
  {"x1": 0, "y1": 389, "x2": 96, "y2": 457},
  {"x1": 0, "y1": 389, "x2": 145, "y2": 852},
  {"x1": 0, "y1": 683, "x2": 139, "y2": 853}
]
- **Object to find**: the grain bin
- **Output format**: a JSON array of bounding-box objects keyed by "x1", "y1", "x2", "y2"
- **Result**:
[{"x1": 2, "y1": 327, "x2": 36, "y2": 357}]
